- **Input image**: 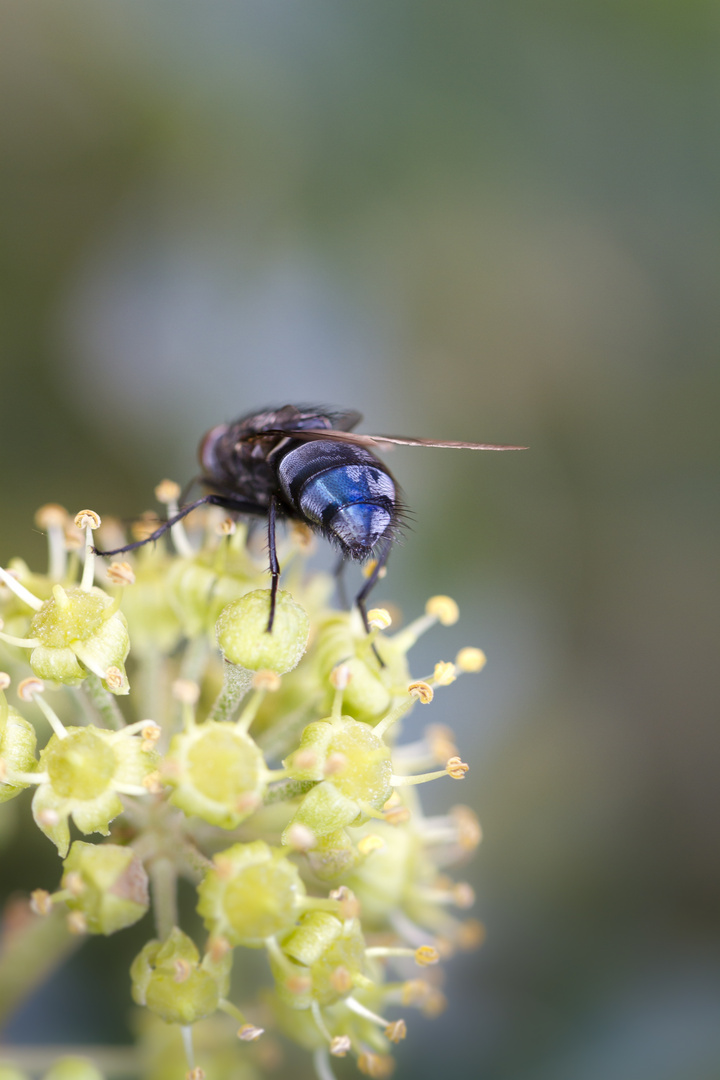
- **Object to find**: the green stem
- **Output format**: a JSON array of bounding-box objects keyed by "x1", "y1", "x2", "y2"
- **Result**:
[
  {"x1": 149, "y1": 857, "x2": 177, "y2": 940},
  {"x1": 207, "y1": 662, "x2": 253, "y2": 723},
  {"x1": 263, "y1": 778, "x2": 315, "y2": 805},
  {"x1": 0, "y1": 908, "x2": 78, "y2": 1026},
  {"x1": 82, "y1": 674, "x2": 125, "y2": 730}
]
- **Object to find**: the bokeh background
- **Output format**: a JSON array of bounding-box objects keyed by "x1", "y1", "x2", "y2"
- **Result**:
[{"x1": 1, "y1": 2, "x2": 719, "y2": 1079}]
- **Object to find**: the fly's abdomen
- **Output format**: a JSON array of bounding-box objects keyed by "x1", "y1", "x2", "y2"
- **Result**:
[{"x1": 278, "y1": 441, "x2": 396, "y2": 558}]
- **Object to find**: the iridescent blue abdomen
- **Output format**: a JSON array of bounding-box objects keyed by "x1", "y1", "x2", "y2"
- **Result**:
[{"x1": 277, "y1": 440, "x2": 396, "y2": 558}]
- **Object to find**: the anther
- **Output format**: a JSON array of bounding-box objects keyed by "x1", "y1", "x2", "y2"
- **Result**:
[
  {"x1": 30, "y1": 889, "x2": 52, "y2": 916},
  {"x1": 107, "y1": 561, "x2": 135, "y2": 586},
  {"x1": 17, "y1": 677, "x2": 44, "y2": 702},
  {"x1": 290, "y1": 522, "x2": 314, "y2": 550},
  {"x1": 455, "y1": 647, "x2": 486, "y2": 673},
  {"x1": 445, "y1": 756, "x2": 469, "y2": 780},
  {"x1": 451, "y1": 805, "x2": 482, "y2": 849},
  {"x1": 358, "y1": 1052, "x2": 394, "y2": 1078},
  {"x1": 432, "y1": 661, "x2": 456, "y2": 686},
  {"x1": 63, "y1": 524, "x2": 84, "y2": 551},
  {"x1": 37, "y1": 808, "x2": 60, "y2": 827},
  {"x1": 35, "y1": 504, "x2": 69, "y2": 530},
  {"x1": 172, "y1": 680, "x2": 200, "y2": 706},
  {"x1": 74, "y1": 510, "x2": 101, "y2": 531},
  {"x1": 208, "y1": 936, "x2": 231, "y2": 963},
  {"x1": 425, "y1": 595, "x2": 459, "y2": 626},
  {"x1": 330, "y1": 664, "x2": 352, "y2": 690},
  {"x1": 67, "y1": 911, "x2": 88, "y2": 935},
  {"x1": 329, "y1": 886, "x2": 360, "y2": 920},
  {"x1": 285, "y1": 823, "x2": 316, "y2": 852},
  {"x1": 63, "y1": 871, "x2": 85, "y2": 897},
  {"x1": 215, "y1": 517, "x2": 236, "y2": 536},
  {"x1": 330, "y1": 1036, "x2": 352, "y2": 1057},
  {"x1": 426, "y1": 725, "x2": 458, "y2": 762},
  {"x1": 0, "y1": 673, "x2": 10, "y2": 691},
  {"x1": 408, "y1": 682, "x2": 433, "y2": 704},
  {"x1": 105, "y1": 667, "x2": 125, "y2": 692},
  {"x1": 252, "y1": 669, "x2": 281, "y2": 691},
  {"x1": 453, "y1": 883, "x2": 476, "y2": 909},
  {"x1": 456, "y1": 919, "x2": 486, "y2": 950},
  {"x1": 414, "y1": 945, "x2": 440, "y2": 966},
  {"x1": 142, "y1": 771, "x2": 164, "y2": 794},
  {"x1": 367, "y1": 608, "x2": 392, "y2": 630},
  {"x1": 384, "y1": 1020, "x2": 407, "y2": 1043},
  {"x1": 140, "y1": 722, "x2": 161, "y2": 749},
  {"x1": 131, "y1": 513, "x2": 161, "y2": 542},
  {"x1": 357, "y1": 834, "x2": 386, "y2": 855},
  {"x1": 383, "y1": 802, "x2": 411, "y2": 825},
  {"x1": 238, "y1": 1024, "x2": 264, "y2": 1041},
  {"x1": 154, "y1": 480, "x2": 182, "y2": 505},
  {"x1": 362, "y1": 559, "x2": 387, "y2": 581}
]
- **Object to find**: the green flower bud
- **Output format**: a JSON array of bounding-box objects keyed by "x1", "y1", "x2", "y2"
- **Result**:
[
  {"x1": 282, "y1": 781, "x2": 359, "y2": 845},
  {"x1": 33, "y1": 726, "x2": 158, "y2": 856},
  {"x1": 0, "y1": 706, "x2": 37, "y2": 804},
  {"x1": 306, "y1": 829, "x2": 357, "y2": 882},
  {"x1": 130, "y1": 927, "x2": 230, "y2": 1025},
  {"x1": 197, "y1": 841, "x2": 305, "y2": 947},
  {"x1": 165, "y1": 722, "x2": 268, "y2": 829},
  {"x1": 41, "y1": 1056, "x2": 104, "y2": 1080},
  {"x1": 62, "y1": 841, "x2": 149, "y2": 935},
  {"x1": 312, "y1": 616, "x2": 391, "y2": 722},
  {"x1": 29, "y1": 586, "x2": 130, "y2": 694},
  {"x1": 216, "y1": 590, "x2": 309, "y2": 674},
  {"x1": 282, "y1": 716, "x2": 392, "y2": 847},
  {"x1": 271, "y1": 911, "x2": 366, "y2": 1008}
]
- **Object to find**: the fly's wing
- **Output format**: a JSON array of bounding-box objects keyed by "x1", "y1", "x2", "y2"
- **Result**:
[
  {"x1": 253, "y1": 428, "x2": 527, "y2": 451},
  {"x1": 332, "y1": 408, "x2": 367, "y2": 429}
]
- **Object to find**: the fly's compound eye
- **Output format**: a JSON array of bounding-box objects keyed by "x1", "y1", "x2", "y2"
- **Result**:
[{"x1": 199, "y1": 424, "x2": 230, "y2": 477}]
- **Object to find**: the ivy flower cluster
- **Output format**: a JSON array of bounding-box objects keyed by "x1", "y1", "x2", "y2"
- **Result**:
[{"x1": 0, "y1": 492, "x2": 486, "y2": 1080}]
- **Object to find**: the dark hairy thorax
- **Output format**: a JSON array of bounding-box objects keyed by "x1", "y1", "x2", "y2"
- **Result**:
[{"x1": 198, "y1": 405, "x2": 359, "y2": 511}]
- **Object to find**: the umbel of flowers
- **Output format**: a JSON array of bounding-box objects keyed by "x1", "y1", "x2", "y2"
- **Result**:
[{"x1": 0, "y1": 493, "x2": 486, "y2": 1080}]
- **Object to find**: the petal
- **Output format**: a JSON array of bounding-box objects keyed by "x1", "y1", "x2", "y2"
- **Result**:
[
  {"x1": 71, "y1": 789, "x2": 123, "y2": 836},
  {"x1": 32, "y1": 784, "x2": 71, "y2": 856}
]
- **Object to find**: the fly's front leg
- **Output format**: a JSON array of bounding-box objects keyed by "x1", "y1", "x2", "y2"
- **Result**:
[
  {"x1": 266, "y1": 495, "x2": 281, "y2": 633},
  {"x1": 93, "y1": 494, "x2": 264, "y2": 557}
]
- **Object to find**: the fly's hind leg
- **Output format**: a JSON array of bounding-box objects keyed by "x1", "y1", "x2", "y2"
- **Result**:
[{"x1": 354, "y1": 536, "x2": 393, "y2": 666}]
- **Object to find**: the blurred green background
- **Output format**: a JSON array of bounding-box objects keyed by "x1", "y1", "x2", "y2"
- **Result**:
[{"x1": 1, "y1": 1, "x2": 718, "y2": 1078}]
